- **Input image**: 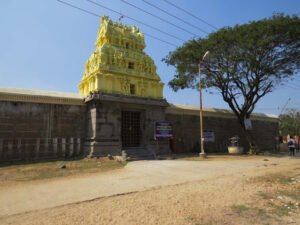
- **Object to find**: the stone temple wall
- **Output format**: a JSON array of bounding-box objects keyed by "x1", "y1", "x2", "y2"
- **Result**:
[
  {"x1": 0, "y1": 101, "x2": 85, "y2": 162},
  {"x1": 0, "y1": 95, "x2": 279, "y2": 162},
  {"x1": 166, "y1": 111, "x2": 279, "y2": 153}
]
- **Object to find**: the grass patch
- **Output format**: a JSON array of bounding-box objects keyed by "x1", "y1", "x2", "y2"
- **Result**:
[
  {"x1": 251, "y1": 173, "x2": 295, "y2": 185},
  {"x1": 257, "y1": 208, "x2": 268, "y2": 217},
  {"x1": 258, "y1": 191, "x2": 272, "y2": 200},
  {"x1": 269, "y1": 203, "x2": 290, "y2": 216},
  {"x1": 0, "y1": 158, "x2": 126, "y2": 182},
  {"x1": 230, "y1": 204, "x2": 251, "y2": 214},
  {"x1": 252, "y1": 169, "x2": 300, "y2": 220},
  {"x1": 231, "y1": 204, "x2": 269, "y2": 219},
  {"x1": 277, "y1": 190, "x2": 300, "y2": 201}
]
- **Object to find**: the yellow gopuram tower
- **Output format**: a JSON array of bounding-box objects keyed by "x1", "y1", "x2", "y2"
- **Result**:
[{"x1": 79, "y1": 16, "x2": 164, "y2": 99}]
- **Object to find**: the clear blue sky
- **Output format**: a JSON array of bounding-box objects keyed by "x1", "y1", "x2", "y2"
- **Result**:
[{"x1": 1, "y1": 0, "x2": 299, "y2": 115}]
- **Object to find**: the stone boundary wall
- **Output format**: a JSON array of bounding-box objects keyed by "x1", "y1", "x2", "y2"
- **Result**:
[
  {"x1": 0, "y1": 88, "x2": 84, "y2": 106},
  {"x1": 0, "y1": 88, "x2": 280, "y2": 161},
  {"x1": 0, "y1": 138, "x2": 82, "y2": 162},
  {"x1": 0, "y1": 100, "x2": 85, "y2": 162},
  {"x1": 166, "y1": 108, "x2": 279, "y2": 153}
]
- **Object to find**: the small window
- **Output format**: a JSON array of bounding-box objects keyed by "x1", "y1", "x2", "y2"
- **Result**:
[
  {"x1": 126, "y1": 42, "x2": 129, "y2": 49},
  {"x1": 130, "y1": 84, "x2": 136, "y2": 95},
  {"x1": 128, "y1": 62, "x2": 134, "y2": 69}
]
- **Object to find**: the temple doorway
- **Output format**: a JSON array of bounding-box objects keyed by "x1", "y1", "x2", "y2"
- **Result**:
[{"x1": 121, "y1": 111, "x2": 141, "y2": 148}]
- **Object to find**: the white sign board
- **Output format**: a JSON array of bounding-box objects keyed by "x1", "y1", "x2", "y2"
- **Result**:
[{"x1": 244, "y1": 119, "x2": 252, "y2": 130}]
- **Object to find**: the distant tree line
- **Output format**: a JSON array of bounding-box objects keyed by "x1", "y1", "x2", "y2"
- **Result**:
[{"x1": 279, "y1": 109, "x2": 300, "y2": 137}]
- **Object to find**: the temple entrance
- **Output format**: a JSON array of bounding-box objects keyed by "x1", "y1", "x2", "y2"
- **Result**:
[{"x1": 121, "y1": 111, "x2": 141, "y2": 147}]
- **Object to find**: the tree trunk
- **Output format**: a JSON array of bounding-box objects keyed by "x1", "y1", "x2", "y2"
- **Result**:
[{"x1": 237, "y1": 117, "x2": 258, "y2": 154}]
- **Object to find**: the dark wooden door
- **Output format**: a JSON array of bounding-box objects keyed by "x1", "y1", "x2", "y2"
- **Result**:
[{"x1": 121, "y1": 111, "x2": 141, "y2": 147}]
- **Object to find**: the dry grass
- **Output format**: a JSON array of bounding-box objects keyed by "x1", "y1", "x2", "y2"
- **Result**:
[
  {"x1": 161, "y1": 153, "x2": 268, "y2": 161},
  {"x1": 0, "y1": 158, "x2": 126, "y2": 184},
  {"x1": 248, "y1": 170, "x2": 300, "y2": 219}
]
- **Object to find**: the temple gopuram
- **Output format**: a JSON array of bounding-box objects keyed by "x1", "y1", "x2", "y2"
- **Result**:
[
  {"x1": 80, "y1": 16, "x2": 169, "y2": 158},
  {"x1": 79, "y1": 16, "x2": 163, "y2": 99}
]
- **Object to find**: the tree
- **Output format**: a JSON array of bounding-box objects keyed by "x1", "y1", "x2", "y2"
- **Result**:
[
  {"x1": 279, "y1": 109, "x2": 300, "y2": 137},
  {"x1": 163, "y1": 14, "x2": 300, "y2": 151}
]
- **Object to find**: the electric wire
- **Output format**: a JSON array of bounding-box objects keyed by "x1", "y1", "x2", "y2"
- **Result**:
[
  {"x1": 56, "y1": 0, "x2": 100, "y2": 17},
  {"x1": 141, "y1": 0, "x2": 209, "y2": 34},
  {"x1": 120, "y1": 0, "x2": 199, "y2": 36},
  {"x1": 87, "y1": 0, "x2": 185, "y2": 42},
  {"x1": 163, "y1": 0, "x2": 218, "y2": 30},
  {"x1": 56, "y1": 0, "x2": 179, "y2": 47},
  {"x1": 279, "y1": 98, "x2": 291, "y2": 115},
  {"x1": 53, "y1": 2, "x2": 300, "y2": 93}
]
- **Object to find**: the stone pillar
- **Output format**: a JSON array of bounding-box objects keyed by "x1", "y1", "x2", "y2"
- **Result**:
[
  {"x1": 35, "y1": 138, "x2": 40, "y2": 160},
  {"x1": 24, "y1": 140, "x2": 29, "y2": 160},
  {"x1": 44, "y1": 139, "x2": 49, "y2": 158},
  {"x1": 53, "y1": 138, "x2": 58, "y2": 157},
  {"x1": 85, "y1": 98, "x2": 125, "y2": 157},
  {"x1": 76, "y1": 138, "x2": 81, "y2": 155},
  {"x1": 84, "y1": 99, "x2": 98, "y2": 157},
  {"x1": 8, "y1": 140, "x2": 13, "y2": 160},
  {"x1": 69, "y1": 137, "x2": 74, "y2": 157},
  {"x1": 0, "y1": 139, "x2": 3, "y2": 161},
  {"x1": 17, "y1": 139, "x2": 22, "y2": 160},
  {"x1": 62, "y1": 138, "x2": 66, "y2": 157}
]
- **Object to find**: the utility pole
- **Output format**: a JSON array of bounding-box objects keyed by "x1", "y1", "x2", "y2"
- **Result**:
[{"x1": 199, "y1": 51, "x2": 209, "y2": 158}]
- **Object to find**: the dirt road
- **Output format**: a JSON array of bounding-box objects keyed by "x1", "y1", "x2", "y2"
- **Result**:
[{"x1": 0, "y1": 155, "x2": 298, "y2": 220}]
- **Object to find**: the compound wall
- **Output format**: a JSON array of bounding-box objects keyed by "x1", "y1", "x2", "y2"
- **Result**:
[
  {"x1": 166, "y1": 107, "x2": 278, "y2": 153},
  {"x1": 0, "y1": 93, "x2": 279, "y2": 162},
  {"x1": 0, "y1": 101, "x2": 85, "y2": 162}
]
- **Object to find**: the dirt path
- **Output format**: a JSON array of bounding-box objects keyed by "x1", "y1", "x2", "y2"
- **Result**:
[{"x1": 0, "y1": 156, "x2": 298, "y2": 219}]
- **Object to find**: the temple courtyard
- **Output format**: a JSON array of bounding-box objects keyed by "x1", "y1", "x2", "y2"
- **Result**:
[{"x1": 0, "y1": 155, "x2": 300, "y2": 225}]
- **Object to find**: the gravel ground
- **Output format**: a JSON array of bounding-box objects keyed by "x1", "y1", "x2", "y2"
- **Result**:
[{"x1": 1, "y1": 156, "x2": 300, "y2": 225}]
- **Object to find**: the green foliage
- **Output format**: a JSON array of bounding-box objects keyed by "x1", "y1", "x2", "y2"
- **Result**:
[
  {"x1": 279, "y1": 109, "x2": 300, "y2": 136},
  {"x1": 164, "y1": 14, "x2": 300, "y2": 126}
]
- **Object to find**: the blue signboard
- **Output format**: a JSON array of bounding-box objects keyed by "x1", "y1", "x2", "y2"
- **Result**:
[
  {"x1": 204, "y1": 129, "x2": 215, "y2": 142},
  {"x1": 155, "y1": 122, "x2": 173, "y2": 139}
]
